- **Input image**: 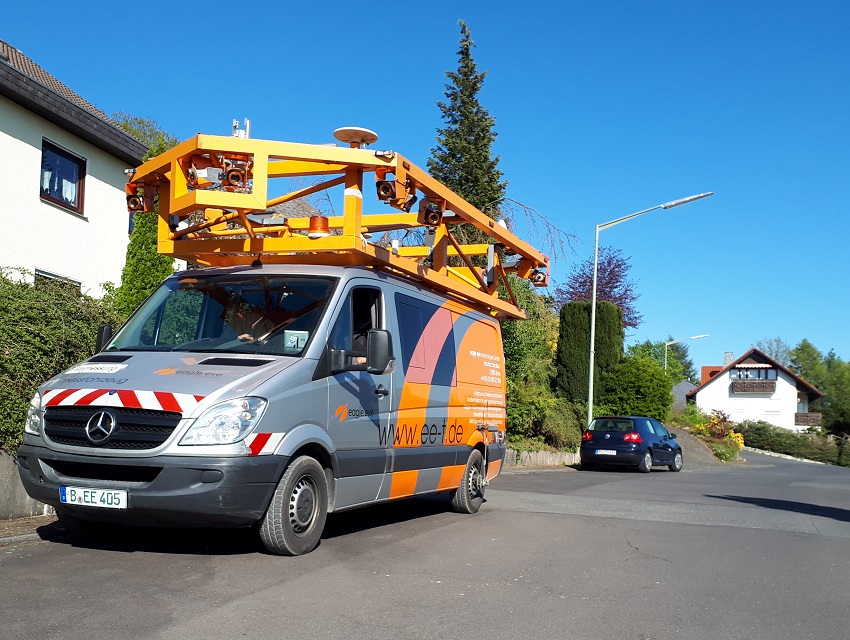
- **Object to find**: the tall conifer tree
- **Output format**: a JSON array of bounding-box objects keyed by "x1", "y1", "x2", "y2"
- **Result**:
[
  {"x1": 429, "y1": 20, "x2": 506, "y2": 225},
  {"x1": 554, "y1": 300, "x2": 624, "y2": 405}
]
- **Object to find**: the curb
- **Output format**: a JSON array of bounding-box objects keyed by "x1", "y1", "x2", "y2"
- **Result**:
[
  {"x1": 0, "y1": 533, "x2": 41, "y2": 545},
  {"x1": 0, "y1": 514, "x2": 59, "y2": 545}
]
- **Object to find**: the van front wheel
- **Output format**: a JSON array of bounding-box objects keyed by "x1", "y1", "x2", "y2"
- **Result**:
[
  {"x1": 259, "y1": 456, "x2": 328, "y2": 556},
  {"x1": 451, "y1": 449, "x2": 485, "y2": 514}
]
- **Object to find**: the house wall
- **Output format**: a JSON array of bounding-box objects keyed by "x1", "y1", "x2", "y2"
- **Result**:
[
  {"x1": 694, "y1": 369, "x2": 806, "y2": 431},
  {"x1": 0, "y1": 95, "x2": 129, "y2": 296}
]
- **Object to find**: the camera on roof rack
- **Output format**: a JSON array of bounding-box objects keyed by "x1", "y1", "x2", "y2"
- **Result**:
[{"x1": 418, "y1": 197, "x2": 445, "y2": 227}]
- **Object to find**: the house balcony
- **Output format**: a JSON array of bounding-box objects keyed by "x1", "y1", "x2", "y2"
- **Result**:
[
  {"x1": 795, "y1": 412, "x2": 822, "y2": 427},
  {"x1": 732, "y1": 380, "x2": 776, "y2": 394}
]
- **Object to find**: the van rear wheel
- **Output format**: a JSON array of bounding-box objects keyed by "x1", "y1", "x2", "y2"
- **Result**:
[
  {"x1": 451, "y1": 449, "x2": 485, "y2": 514},
  {"x1": 259, "y1": 456, "x2": 328, "y2": 556}
]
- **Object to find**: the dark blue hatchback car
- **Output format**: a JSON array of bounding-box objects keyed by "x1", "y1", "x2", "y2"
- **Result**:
[{"x1": 580, "y1": 416, "x2": 683, "y2": 472}]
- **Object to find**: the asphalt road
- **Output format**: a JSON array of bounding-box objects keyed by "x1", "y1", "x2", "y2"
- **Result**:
[{"x1": 2, "y1": 451, "x2": 849, "y2": 640}]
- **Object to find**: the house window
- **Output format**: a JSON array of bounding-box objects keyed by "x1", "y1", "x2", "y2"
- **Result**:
[
  {"x1": 730, "y1": 368, "x2": 777, "y2": 380},
  {"x1": 40, "y1": 140, "x2": 86, "y2": 215}
]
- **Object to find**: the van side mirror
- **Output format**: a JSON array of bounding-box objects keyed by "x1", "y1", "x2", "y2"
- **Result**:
[
  {"x1": 96, "y1": 324, "x2": 113, "y2": 352},
  {"x1": 366, "y1": 329, "x2": 393, "y2": 374},
  {"x1": 328, "y1": 330, "x2": 393, "y2": 374}
]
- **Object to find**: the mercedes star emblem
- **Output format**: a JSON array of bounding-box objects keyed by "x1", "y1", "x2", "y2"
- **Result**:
[{"x1": 85, "y1": 410, "x2": 118, "y2": 444}]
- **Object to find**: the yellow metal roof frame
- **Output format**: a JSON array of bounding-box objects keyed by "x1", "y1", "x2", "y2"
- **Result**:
[{"x1": 125, "y1": 134, "x2": 550, "y2": 320}]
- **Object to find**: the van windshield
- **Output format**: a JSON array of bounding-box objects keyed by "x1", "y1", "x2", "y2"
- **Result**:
[{"x1": 106, "y1": 274, "x2": 336, "y2": 356}]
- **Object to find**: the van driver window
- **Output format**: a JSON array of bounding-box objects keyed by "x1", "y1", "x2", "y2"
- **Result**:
[{"x1": 329, "y1": 287, "x2": 382, "y2": 357}]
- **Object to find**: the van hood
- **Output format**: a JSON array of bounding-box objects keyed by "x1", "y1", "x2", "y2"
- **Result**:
[{"x1": 41, "y1": 352, "x2": 300, "y2": 416}]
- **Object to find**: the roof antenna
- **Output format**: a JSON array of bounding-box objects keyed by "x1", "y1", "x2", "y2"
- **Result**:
[
  {"x1": 333, "y1": 126, "x2": 378, "y2": 148},
  {"x1": 251, "y1": 257, "x2": 262, "y2": 268},
  {"x1": 233, "y1": 119, "x2": 251, "y2": 139}
]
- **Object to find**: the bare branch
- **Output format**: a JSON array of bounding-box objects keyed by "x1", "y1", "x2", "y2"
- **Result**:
[{"x1": 488, "y1": 198, "x2": 576, "y2": 265}]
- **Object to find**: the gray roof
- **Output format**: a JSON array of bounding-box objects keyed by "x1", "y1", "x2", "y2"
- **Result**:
[
  {"x1": 0, "y1": 39, "x2": 147, "y2": 166},
  {"x1": 266, "y1": 200, "x2": 323, "y2": 218}
]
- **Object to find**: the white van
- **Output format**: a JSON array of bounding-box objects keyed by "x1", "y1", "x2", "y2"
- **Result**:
[{"x1": 18, "y1": 264, "x2": 509, "y2": 554}]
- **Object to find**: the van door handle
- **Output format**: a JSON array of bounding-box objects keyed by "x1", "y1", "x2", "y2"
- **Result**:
[{"x1": 375, "y1": 385, "x2": 389, "y2": 397}]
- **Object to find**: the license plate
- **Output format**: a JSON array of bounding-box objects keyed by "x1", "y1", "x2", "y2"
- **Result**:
[
  {"x1": 60, "y1": 486, "x2": 128, "y2": 509},
  {"x1": 595, "y1": 449, "x2": 617, "y2": 456}
]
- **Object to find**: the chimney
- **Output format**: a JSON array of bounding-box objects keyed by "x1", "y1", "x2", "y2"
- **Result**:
[{"x1": 723, "y1": 352, "x2": 735, "y2": 366}]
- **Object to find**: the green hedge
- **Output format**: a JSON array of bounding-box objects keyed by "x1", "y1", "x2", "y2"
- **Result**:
[
  {"x1": 736, "y1": 420, "x2": 850, "y2": 467},
  {"x1": 0, "y1": 270, "x2": 123, "y2": 454}
]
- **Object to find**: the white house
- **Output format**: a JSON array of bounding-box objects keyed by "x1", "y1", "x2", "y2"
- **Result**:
[
  {"x1": 686, "y1": 348, "x2": 823, "y2": 432},
  {"x1": 0, "y1": 39, "x2": 147, "y2": 296}
]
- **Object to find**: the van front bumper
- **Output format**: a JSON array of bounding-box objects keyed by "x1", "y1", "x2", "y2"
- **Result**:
[{"x1": 16, "y1": 444, "x2": 289, "y2": 528}]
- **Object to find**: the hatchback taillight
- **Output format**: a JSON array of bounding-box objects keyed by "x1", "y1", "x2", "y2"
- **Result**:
[
  {"x1": 623, "y1": 432, "x2": 642, "y2": 443},
  {"x1": 582, "y1": 431, "x2": 593, "y2": 441}
]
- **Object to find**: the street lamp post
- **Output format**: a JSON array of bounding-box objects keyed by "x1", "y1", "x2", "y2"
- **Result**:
[
  {"x1": 587, "y1": 192, "x2": 713, "y2": 426},
  {"x1": 664, "y1": 334, "x2": 709, "y2": 370}
]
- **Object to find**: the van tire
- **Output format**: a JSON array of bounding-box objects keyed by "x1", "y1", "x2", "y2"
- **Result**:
[
  {"x1": 451, "y1": 449, "x2": 485, "y2": 514},
  {"x1": 259, "y1": 456, "x2": 328, "y2": 556}
]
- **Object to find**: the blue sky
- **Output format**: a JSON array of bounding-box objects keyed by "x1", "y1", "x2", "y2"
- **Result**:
[{"x1": 5, "y1": 1, "x2": 849, "y2": 374}]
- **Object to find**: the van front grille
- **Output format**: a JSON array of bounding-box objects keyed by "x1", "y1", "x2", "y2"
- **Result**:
[{"x1": 44, "y1": 406, "x2": 182, "y2": 450}]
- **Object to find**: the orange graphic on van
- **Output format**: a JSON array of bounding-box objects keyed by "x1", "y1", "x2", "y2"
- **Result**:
[{"x1": 335, "y1": 405, "x2": 348, "y2": 421}]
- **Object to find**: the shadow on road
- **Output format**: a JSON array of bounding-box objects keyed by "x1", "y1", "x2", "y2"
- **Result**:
[
  {"x1": 322, "y1": 493, "x2": 456, "y2": 540},
  {"x1": 33, "y1": 516, "x2": 263, "y2": 555},
  {"x1": 29, "y1": 494, "x2": 461, "y2": 555},
  {"x1": 706, "y1": 494, "x2": 850, "y2": 523}
]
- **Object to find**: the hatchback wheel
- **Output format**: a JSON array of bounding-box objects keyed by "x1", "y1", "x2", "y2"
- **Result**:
[
  {"x1": 669, "y1": 450, "x2": 683, "y2": 472},
  {"x1": 637, "y1": 450, "x2": 653, "y2": 473}
]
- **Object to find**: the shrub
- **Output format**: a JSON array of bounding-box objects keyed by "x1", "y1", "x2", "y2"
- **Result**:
[
  {"x1": 729, "y1": 431, "x2": 745, "y2": 450},
  {"x1": 709, "y1": 440, "x2": 740, "y2": 462},
  {"x1": 538, "y1": 398, "x2": 583, "y2": 451},
  {"x1": 736, "y1": 420, "x2": 850, "y2": 467},
  {"x1": 736, "y1": 420, "x2": 799, "y2": 454},
  {"x1": 702, "y1": 410, "x2": 734, "y2": 439},
  {"x1": 0, "y1": 269, "x2": 123, "y2": 453},
  {"x1": 506, "y1": 375, "x2": 584, "y2": 452},
  {"x1": 599, "y1": 355, "x2": 672, "y2": 421},
  {"x1": 667, "y1": 404, "x2": 709, "y2": 431}
]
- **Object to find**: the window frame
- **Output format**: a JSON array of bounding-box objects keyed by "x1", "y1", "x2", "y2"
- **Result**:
[
  {"x1": 34, "y1": 268, "x2": 82, "y2": 292},
  {"x1": 40, "y1": 139, "x2": 86, "y2": 216}
]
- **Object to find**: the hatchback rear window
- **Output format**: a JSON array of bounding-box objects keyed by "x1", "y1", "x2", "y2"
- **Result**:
[{"x1": 588, "y1": 418, "x2": 635, "y2": 432}]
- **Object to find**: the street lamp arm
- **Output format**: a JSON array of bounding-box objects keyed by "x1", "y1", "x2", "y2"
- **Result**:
[
  {"x1": 598, "y1": 193, "x2": 713, "y2": 232},
  {"x1": 661, "y1": 192, "x2": 713, "y2": 210},
  {"x1": 598, "y1": 204, "x2": 664, "y2": 232},
  {"x1": 664, "y1": 334, "x2": 709, "y2": 370},
  {"x1": 666, "y1": 334, "x2": 710, "y2": 347}
]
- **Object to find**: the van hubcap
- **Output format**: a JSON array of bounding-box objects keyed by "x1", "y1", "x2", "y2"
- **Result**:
[
  {"x1": 289, "y1": 476, "x2": 317, "y2": 533},
  {"x1": 468, "y1": 464, "x2": 482, "y2": 498}
]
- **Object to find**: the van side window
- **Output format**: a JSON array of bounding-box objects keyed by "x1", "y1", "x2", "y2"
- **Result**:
[
  {"x1": 329, "y1": 287, "x2": 382, "y2": 355},
  {"x1": 394, "y1": 293, "x2": 456, "y2": 385}
]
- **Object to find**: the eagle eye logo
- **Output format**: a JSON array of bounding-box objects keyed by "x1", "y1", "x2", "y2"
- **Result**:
[{"x1": 335, "y1": 405, "x2": 348, "y2": 421}]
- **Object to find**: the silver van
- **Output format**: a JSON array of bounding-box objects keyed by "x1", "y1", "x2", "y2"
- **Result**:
[{"x1": 17, "y1": 263, "x2": 507, "y2": 555}]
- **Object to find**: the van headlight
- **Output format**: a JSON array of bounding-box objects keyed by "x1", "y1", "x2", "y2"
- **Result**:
[
  {"x1": 25, "y1": 392, "x2": 42, "y2": 435},
  {"x1": 180, "y1": 397, "x2": 267, "y2": 445}
]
